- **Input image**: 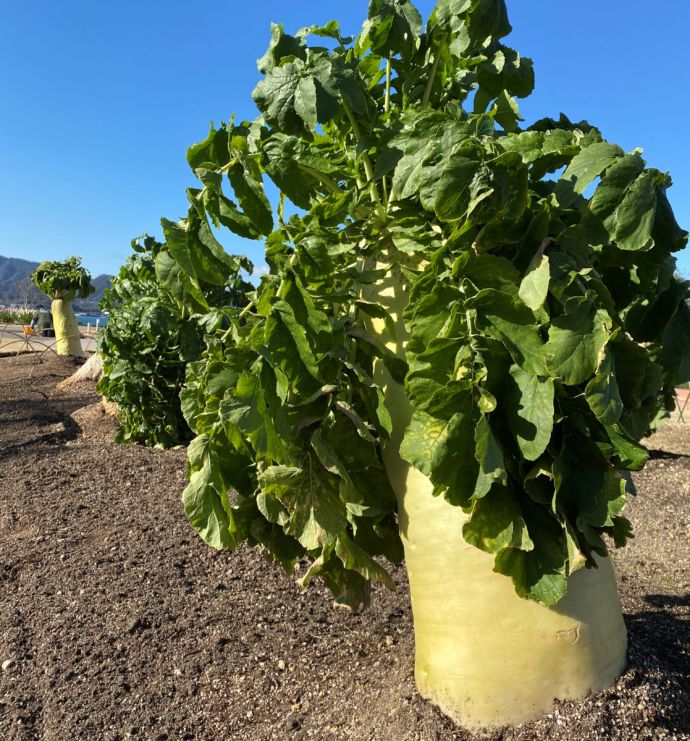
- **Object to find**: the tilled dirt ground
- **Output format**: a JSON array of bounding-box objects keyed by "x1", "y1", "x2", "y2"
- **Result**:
[{"x1": 0, "y1": 353, "x2": 688, "y2": 740}]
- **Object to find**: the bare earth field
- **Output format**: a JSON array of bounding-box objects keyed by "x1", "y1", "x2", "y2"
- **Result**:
[{"x1": 0, "y1": 353, "x2": 688, "y2": 740}]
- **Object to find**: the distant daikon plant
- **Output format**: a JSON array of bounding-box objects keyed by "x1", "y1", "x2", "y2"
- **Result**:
[{"x1": 31, "y1": 257, "x2": 94, "y2": 357}]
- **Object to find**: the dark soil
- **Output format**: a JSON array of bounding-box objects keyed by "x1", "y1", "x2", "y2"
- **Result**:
[{"x1": 0, "y1": 354, "x2": 688, "y2": 740}]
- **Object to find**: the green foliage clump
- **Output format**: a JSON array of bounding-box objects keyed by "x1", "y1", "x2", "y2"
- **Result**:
[
  {"x1": 139, "y1": 0, "x2": 688, "y2": 609},
  {"x1": 31, "y1": 256, "x2": 94, "y2": 300},
  {"x1": 98, "y1": 235, "x2": 252, "y2": 448}
]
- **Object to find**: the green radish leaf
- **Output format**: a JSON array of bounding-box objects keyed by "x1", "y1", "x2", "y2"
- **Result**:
[
  {"x1": 555, "y1": 142, "x2": 624, "y2": 206},
  {"x1": 518, "y1": 255, "x2": 550, "y2": 311},
  {"x1": 613, "y1": 170, "x2": 658, "y2": 251},
  {"x1": 586, "y1": 152, "x2": 646, "y2": 238},
  {"x1": 659, "y1": 299, "x2": 690, "y2": 386},
  {"x1": 494, "y1": 546, "x2": 567, "y2": 606},
  {"x1": 505, "y1": 365, "x2": 554, "y2": 461},
  {"x1": 252, "y1": 59, "x2": 329, "y2": 137},
  {"x1": 263, "y1": 455, "x2": 348, "y2": 551},
  {"x1": 182, "y1": 436, "x2": 235, "y2": 550},
  {"x1": 360, "y1": 0, "x2": 423, "y2": 59},
  {"x1": 270, "y1": 300, "x2": 323, "y2": 382},
  {"x1": 401, "y1": 399, "x2": 479, "y2": 507},
  {"x1": 226, "y1": 163, "x2": 274, "y2": 237},
  {"x1": 605, "y1": 425, "x2": 649, "y2": 471},
  {"x1": 262, "y1": 134, "x2": 327, "y2": 209},
  {"x1": 154, "y1": 250, "x2": 208, "y2": 313},
  {"x1": 545, "y1": 302, "x2": 610, "y2": 385},
  {"x1": 469, "y1": 289, "x2": 547, "y2": 376},
  {"x1": 335, "y1": 532, "x2": 395, "y2": 590},
  {"x1": 585, "y1": 349, "x2": 623, "y2": 426},
  {"x1": 257, "y1": 23, "x2": 307, "y2": 75},
  {"x1": 219, "y1": 373, "x2": 288, "y2": 463},
  {"x1": 186, "y1": 123, "x2": 230, "y2": 171},
  {"x1": 463, "y1": 486, "x2": 532, "y2": 554},
  {"x1": 493, "y1": 501, "x2": 568, "y2": 606},
  {"x1": 473, "y1": 414, "x2": 507, "y2": 499}
]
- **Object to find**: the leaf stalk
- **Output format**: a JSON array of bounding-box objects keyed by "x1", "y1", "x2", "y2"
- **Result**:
[
  {"x1": 422, "y1": 52, "x2": 441, "y2": 107},
  {"x1": 342, "y1": 101, "x2": 385, "y2": 219}
]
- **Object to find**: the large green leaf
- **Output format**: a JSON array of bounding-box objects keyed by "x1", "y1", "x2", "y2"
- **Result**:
[
  {"x1": 555, "y1": 142, "x2": 623, "y2": 206},
  {"x1": 518, "y1": 255, "x2": 550, "y2": 311},
  {"x1": 259, "y1": 458, "x2": 349, "y2": 551},
  {"x1": 473, "y1": 414, "x2": 507, "y2": 498},
  {"x1": 257, "y1": 23, "x2": 307, "y2": 75},
  {"x1": 433, "y1": 144, "x2": 483, "y2": 221},
  {"x1": 286, "y1": 459, "x2": 348, "y2": 550},
  {"x1": 226, "y1": 163, "x2": 274, "y2": 237},
  {"x1": 604, "y1": 425, "x2": 649, "y2": 471},
  {"x1": 360, "y1": 0, "x2": 423, "y2": 59},
  {"x1": 612, "y1": 170, "x2": 658, "y2": 251},
  {"x1": 585, "y1": 349, "x2": 623, "y2": 426},
  {"x1": 469, "y1": 289, "x2": 547, "y2": 375},
  {"x1": 477, "y1": 47, "x2": 534, "y2": 100},
  {"x1": 400, "y1": 396, "x2": 479, "y2": 506},
  {"x1": 154, "y1": 250, "x2": 208, "y2": 313},
  {"x1": 545, "y1": 302, "x2": 610, "y2": 385},
  {"x1": 586, "y1": 152, "x2": 645, "y2": 238},
  {"x1": 493, "y1": 541, "x2": 567, "y2": 606},
  {"x1": 186, "y1": 123, "x2": 230, "y2": 171},
  {"x1": 463, "y1": 486, "x2": 533, "y2": 554},
  {"x1": 391, "y1": 113, "x2": 476, "y2": 205},
  {"x1": 505, "y1": 365, "x2": 554, "y2": 461},
  {"x1": 493, "y1": 500, "x2": 567, "y2": 605},
  {"x1": 335, "y1": 532, "x2": 395, "y2": 589},
  {"x1": 183, "y1": 436, "x2": 235, "y2": 550},
  {"x1": 253, "y1": 59, "x2": 327, "y2": 137},
  {"x1": 220, "y1": 373, "x2": 288, "y2": 463},
  {"x1": 659, "y1": 297, "x2": 690, "y2": 385},
  {"x1": 270, "y1": 299, "x2": 323, "y2": 382}
]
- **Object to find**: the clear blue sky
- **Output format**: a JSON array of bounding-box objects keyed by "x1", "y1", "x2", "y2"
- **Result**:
[{"x1": 1, "y1": 0, "x2": 689, "y2": 278}]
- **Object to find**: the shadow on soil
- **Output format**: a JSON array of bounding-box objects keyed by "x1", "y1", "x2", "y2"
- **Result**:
[
  {"x1": 647, "y1": 449, "x2": 689, "y2": 460},
  {"x1": 626, "y1": 592, "x2": 690, "y2": 735},
  {"x1": 0, "y1": 388, "x2": 96, "y2": 462}
]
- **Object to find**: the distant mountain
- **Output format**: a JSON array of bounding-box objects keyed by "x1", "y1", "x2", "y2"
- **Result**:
[
  {"x1": 91, "y1": 274, "x2": 113, "y2": 301},
  {"x1": 0, "y1": 256, "x2": 39, "y2": 285},
  {"x1": 0, "y1": 255, "x2": 112, "y2": 310},
  {"x1": 0, "y1": 256, "x2": 45, "y2": 305}
]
